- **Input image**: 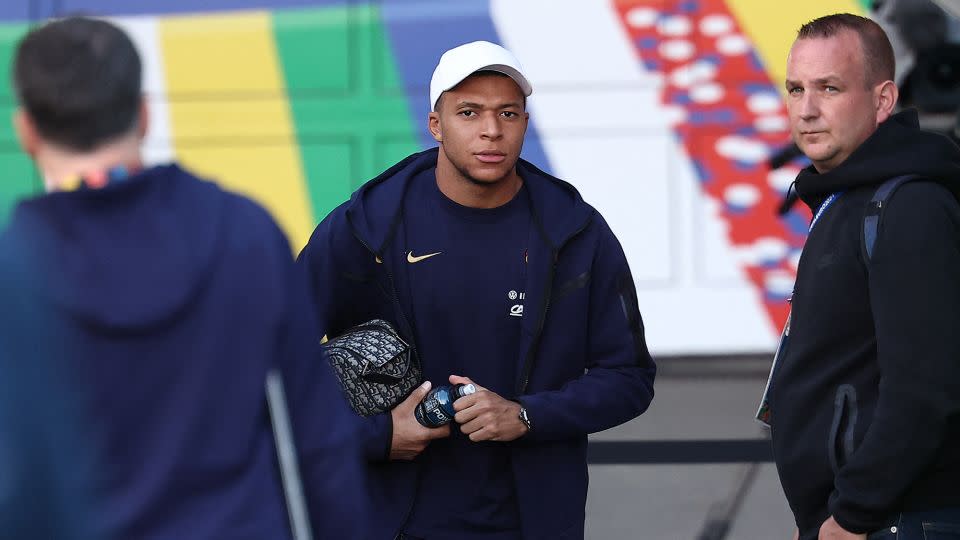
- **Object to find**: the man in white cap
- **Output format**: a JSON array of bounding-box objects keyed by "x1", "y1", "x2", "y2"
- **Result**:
[{"x1": 299, "y1": 41, "x2": 656, "y2": 540}]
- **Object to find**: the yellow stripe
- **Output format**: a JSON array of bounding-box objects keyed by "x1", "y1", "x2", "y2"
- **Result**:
[
  {"x1": 725, "y1": 0, "x2": 866, "y2": 94},
  {"x1": 158, "y1": 11, "x2": 313, "y2": 249}
]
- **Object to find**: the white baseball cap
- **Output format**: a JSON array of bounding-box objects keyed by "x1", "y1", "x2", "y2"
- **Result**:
[{"x1": 429, "y1": 40, "x2": 533, "y2": 111}]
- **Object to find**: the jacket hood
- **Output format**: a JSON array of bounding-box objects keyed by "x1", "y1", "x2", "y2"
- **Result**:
[
  {"x1": 345, "y1": 148, "x2": 594, "y2": 254},
  {"x1": 4, "y1": 164, "x2": 225, "y2": 332},
  {"x1": 796, "y1": 109, "x2": 960, "y2": 207}
]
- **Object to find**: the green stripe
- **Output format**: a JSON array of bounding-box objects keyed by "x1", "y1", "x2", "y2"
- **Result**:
[
  {"x1": 0, "y1": 22, "x2": 40, "y2": 225},
  {"x1": 857, "y1": 0, "x2": 873, "y2": 12},
  {"x1": 272, "y1": 5, "x2": 419, "y2": 224}
]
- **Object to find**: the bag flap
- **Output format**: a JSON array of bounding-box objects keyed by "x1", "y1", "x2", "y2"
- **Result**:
[{"x1": 326, "y1": 319, "x2": 409, "y2": 376}]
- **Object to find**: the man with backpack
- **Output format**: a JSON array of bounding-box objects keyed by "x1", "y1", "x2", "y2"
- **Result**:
[{"x1": 764, "y1": 13, "x2": 960, "y2": 540}]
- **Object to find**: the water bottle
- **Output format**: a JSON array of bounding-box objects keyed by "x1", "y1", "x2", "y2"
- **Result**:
[{"x1": 414, "y1": 383, "x2": 477, "y2": 428}]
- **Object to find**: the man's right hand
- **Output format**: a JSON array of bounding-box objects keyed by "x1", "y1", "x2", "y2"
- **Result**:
[{"x1": 389, "y1": 381, "x2": 450, "y2": 460}]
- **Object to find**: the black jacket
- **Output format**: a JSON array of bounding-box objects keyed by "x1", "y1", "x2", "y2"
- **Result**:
[{"x1": 769, "y1": 111, "x2": 960, "y2": 537}]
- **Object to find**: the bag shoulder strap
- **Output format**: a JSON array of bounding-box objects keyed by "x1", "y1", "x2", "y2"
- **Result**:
[{"x1": 862, "y1": 174, "x2": 923, "y2": 265}]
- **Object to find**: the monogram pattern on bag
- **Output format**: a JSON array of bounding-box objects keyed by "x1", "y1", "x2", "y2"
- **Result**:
[{"x1": 323, "y1": 320, "x2": 420, "y2": 416}]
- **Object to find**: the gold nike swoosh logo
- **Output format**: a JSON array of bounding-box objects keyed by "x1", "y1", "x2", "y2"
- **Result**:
[{"x1": 407, "y1": 251, "x2": 442, "y2": 263}]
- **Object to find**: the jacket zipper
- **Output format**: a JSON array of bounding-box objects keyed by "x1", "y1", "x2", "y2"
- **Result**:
[
  {"x1": 346, "y1": 214, "x2": 423, "y2": 537},
  {"x1": 516, "y1": 219, "x2": 592, "y2": 395},
  {"x1": 764, "y1": 291, "x2": 795, "y2": 420},
  {"x1": 345, "y1": 217, "x2": 420, "y2": 365}
]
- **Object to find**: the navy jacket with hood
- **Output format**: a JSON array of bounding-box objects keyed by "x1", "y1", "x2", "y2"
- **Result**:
[
  {"x1": 769, "y1": 111, "x2": 960, "y2": 538},
  {"x1": 298, "y1": 148, "x2": 657, "y2": 539},
  {"x1": 1, "y1": 164, "x2": 368, "y2": 540}
]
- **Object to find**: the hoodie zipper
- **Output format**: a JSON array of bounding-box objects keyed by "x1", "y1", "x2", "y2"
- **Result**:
[
  {"x1": 345, "y1": 219, "x2": 419, "y2": 365},
  {"x1": 346, "y1": 214, "x2": 425, "y2": 537},
  {"x1": 516, "y1": 218, "x2": 592, "y2": 395}
]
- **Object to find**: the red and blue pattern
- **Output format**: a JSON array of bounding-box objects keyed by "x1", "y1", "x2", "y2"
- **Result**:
[{"x1": 614, "y1": 0, "x2": 809, "y2": 330}]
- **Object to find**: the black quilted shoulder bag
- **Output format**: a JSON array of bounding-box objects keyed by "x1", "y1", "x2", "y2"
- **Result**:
[{"x1": 322, "y1": 319, "x2": 421, "y2": 416}]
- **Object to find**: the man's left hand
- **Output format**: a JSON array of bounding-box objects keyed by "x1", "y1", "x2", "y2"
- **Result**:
[
  {"x1": 450, "y1": 375, "x2": 529, "y2": 442},
  {"x1": 818, "y1": 516, "x2": 866, "y2": 540}
]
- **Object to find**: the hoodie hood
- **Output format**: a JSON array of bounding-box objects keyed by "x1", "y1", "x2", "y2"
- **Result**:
[
  {"x1": 345, "y1": 147, "x2": 594, "y2": 255},
  {"x1": 5, "y1": 164, "x2": 225, "y2": 332},
  {"x1": 796, "y1": 110, "x2": 960, "y2": 208}
]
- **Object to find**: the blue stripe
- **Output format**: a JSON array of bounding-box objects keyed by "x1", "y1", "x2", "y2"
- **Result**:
[
  {"x1": 0, "y1": 4, "x2": 29, "y2": 22},
  {"x1": 1, "y1": 0, "x2": 349, "y2": 21},
  {"x1": 380, "y1": 0, "x2": 552, "y2": 174},
  {"x1": 380, "y1": 0, "x2": 489, "y2": 22}
]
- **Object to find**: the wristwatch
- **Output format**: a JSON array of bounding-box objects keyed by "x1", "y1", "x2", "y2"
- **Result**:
[{"x1": 518, "y1": 406, "x2": 532, "y2": 432}]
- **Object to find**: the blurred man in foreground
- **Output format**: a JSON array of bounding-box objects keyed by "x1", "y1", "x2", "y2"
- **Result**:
[{"x1": 0, "y1": 16, "x2": 366, "y2": 539}]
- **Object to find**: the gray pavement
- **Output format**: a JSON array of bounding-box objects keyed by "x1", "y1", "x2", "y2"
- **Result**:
[{"x1": 584, "y1": 357, "x2": 794, "y2": 539}]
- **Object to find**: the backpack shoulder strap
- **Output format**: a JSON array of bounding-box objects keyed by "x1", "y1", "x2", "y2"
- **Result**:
[{"x1": 862, "y1": 174, "x2": 923, "y2": 264}]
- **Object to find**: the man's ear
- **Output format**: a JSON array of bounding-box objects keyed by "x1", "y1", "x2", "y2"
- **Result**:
[
  {"x1": 428, "y1": 111, "x2": 442, "y2": 143},
  {"x1": 136, "y1": 95, "x2": 149, "y2": 139},
  {"x1": 875, "y1": 80, "x2": 898, "y2": 124},
  {"x1": 13, "y1": 109, "x2": 39, "y2": 157}
]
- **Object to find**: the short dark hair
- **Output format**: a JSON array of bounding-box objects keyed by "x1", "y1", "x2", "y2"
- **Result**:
[
  {"x1": 435, "y1": 70, "x2": 527, "y2": 112},
  {"x1": 797, "y1": 13, "x2": 895, "y2": 87},
  {"x1": 13, "y1": 16, "x2": 142, "y2": 152}
]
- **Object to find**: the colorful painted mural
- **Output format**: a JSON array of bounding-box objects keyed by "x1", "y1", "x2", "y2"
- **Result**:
[{"x1": 0, "y1": 0, "x2": 870, "y2": 355}]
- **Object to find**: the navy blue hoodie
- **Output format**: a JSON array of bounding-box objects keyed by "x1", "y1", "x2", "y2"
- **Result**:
[
  {"x1": 1, "y1": 164, "x2": 368, "y2": 540},
  {"x1": 299, "y1": 149, "x2": 656, "y2": 539}
]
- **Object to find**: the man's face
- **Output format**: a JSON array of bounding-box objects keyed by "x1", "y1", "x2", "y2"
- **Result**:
[
  {"x1": 785, "y1": 31, "x2": 884, "y2": 173},
  {"x1": 429, "y1": 73, "x2": 528, "y2": 185}
]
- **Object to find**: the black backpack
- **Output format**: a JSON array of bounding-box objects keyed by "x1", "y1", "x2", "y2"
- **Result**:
[{"x1": 861, "y1": 174, "x2": 923, "y2": 263}]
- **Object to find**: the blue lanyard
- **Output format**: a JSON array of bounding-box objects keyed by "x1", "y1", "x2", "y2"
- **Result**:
[
  {"x1": 809, "y1": 192, "x2": 842, "y2": 233},
  {"x1": 757, "y1": 192, "x2": 842, "y2": 426}
]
